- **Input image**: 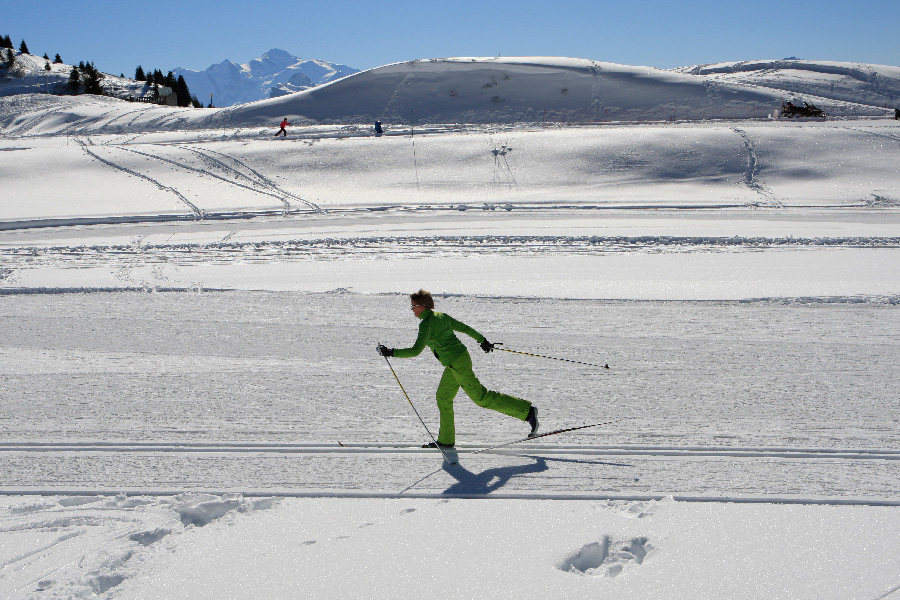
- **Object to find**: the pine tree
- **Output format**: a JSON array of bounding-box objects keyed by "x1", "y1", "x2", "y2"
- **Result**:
[
  {"x1": 43, "y1": 52, "x2": 49, "y2": 60},
  {"x1": 19, "y1": 40, "x2": 29, "y2": 54},
  {"x1": 68, "y1": 67, "x2": 81, "y2": 93},
  {"x1": 175, "y1": 75, "x2": 190, "y2": 106},
  {"x1": 81, "y1": 61, "x2": 104, "y2": 95},
  {"x1": 134, "y1": 65, "x2": 145, "y2": 81},
  {"x1": 45, "y1": 61, "x2": 51, "y2": 72},
  {"x1": 1, "y1": 35, "x2": 13, "y2": 50},
  {"x1": 54, "y1": 53, "x2": 63, "y2": 64}
]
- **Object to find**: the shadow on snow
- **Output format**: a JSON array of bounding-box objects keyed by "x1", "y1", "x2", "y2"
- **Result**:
[{"x1": 440, "y1": 455, "x2": 634, "y2": 496}]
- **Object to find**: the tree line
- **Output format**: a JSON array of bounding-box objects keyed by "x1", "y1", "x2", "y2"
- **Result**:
[
  {"x1": 133, "y1": 66, "x2": 199, "y2": 107},
  {"x1": 1, "y1": 34, "x2": 200, "y2": 107},
  {"x1": 2, "y1": 35, "x2": 65, "y2": 76}
]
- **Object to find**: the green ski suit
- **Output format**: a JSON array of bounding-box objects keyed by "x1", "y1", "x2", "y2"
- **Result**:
[{"x1": 393, "y1": 309, "x2": 531, "y2": 445}]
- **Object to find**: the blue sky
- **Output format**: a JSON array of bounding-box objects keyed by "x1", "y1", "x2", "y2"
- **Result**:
[{"x1": 6, "y1": 0, "x2": 899, "y2": 76}]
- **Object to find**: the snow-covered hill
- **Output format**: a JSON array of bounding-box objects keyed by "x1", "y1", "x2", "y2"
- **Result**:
[
  {"x1": 230, "y1": 56, "x2": 813, "y2": 126},
  {"x1": 0, "y1": 50, "x2": 150, "y2": 100},
  {"x1": 675, "y1": 59, "x2": 900, "y2": 110},
  {"x1": 172, "y1": 48, "x2": 359, "y2": 107},
  {"x1": 233, "y1": 56, "x2": 894, "y2": 126},
  {"x1": 2, "y1": 55, "x2": 898, "y2": 132}
]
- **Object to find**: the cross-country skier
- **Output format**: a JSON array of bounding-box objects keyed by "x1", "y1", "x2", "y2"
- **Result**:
[
  {"x1": 275, "y1": 118, "x2": 291, "y2": 137},
  {"x1": 377, "y1": 289, "x2": 539, "y2": 448}
]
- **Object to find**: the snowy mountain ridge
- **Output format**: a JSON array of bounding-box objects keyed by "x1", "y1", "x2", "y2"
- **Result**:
[{"x1": 172, "y1": 48, "x2": 359, "y2": 107}]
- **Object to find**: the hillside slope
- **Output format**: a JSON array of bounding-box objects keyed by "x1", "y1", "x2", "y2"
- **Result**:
[
  {"x1": 229, "y1": 57, "x2": 793, "y2": 126},
  {"x1": 2, "y1": 56, "x2": 897, "y2": 134},
  {"x1": 676, "y1": 59, "x2": 900, "y2": 109}
]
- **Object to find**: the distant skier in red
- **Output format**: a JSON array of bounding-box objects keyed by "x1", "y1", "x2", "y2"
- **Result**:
[{"x1": 275, "y1": 118, "x2": 291, "y2": 137}]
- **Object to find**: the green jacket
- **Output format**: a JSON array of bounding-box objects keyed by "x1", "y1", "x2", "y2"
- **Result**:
[{"x1": 393, "y1": 309, "x2": 486, "y2": 366}]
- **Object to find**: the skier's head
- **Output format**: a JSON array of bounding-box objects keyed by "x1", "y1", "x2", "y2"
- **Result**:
[{"x1": 410, "y1": 289, "x2": 434, "y2": 310}]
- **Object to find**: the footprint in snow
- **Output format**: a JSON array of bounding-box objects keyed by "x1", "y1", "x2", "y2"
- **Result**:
[{"x1": 559, "y1": 536, "x2": 654, "y2": 577}]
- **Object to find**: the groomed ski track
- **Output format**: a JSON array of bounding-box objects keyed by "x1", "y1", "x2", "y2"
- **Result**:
[
  {"x1": 6, "y1": 440, "x2": 900, "y2": 460},
  {"x1": 2, "y1": 293, "x2": 898, "y2": 509},
  {"x1": 3, "y1": 442, "x2": 899, "y2": 505}
]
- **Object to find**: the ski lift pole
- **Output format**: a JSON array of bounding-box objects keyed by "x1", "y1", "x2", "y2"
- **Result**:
[
  {"x1": 410, "y1": 107, "x2": 420, "y2": 189},
  {"x1": 493, "y1": 344, "x2": 610, "y2": 370},
  {"x1": 381, "y1": 352, "x2": 451, "y2": 463}
]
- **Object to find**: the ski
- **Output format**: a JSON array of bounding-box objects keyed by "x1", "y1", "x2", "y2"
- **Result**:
[
  {"x1": 468, "y1": 419, "x2": 620, "y2": 455},
  {"x1": 442, "y1": 446, "x2": 459, "y2": 465},
  {"x1": 418, "y1": 443, "x2": 459, "y2": 464}
]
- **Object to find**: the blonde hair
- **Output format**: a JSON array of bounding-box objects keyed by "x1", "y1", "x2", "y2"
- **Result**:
[{"x1": 410, "y1": 289, "x2": 435, "y2": 310}]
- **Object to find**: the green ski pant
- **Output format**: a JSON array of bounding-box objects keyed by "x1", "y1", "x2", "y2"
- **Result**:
[{"x1": 435, "y1": 350, "x2": 531, "y2": 445}]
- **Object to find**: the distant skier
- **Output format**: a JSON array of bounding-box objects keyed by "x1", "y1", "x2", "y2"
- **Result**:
[
  {"x1": 377, "y1": 289, "x2": 539, "y2": 448},
  {"x1": 275, "y1": 118, "x2": 291, "y2": 137},
  {"x1": 374, "y1": 120, "x2": 384, "y2": 135}
]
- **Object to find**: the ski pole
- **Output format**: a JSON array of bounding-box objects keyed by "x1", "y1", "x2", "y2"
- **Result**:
[
  {"x1": 380, "y1": 352, "x2": 453, "y2": 464},
  {"x1": 493, "y1": 344, "x2": 610, "y2": 370}
]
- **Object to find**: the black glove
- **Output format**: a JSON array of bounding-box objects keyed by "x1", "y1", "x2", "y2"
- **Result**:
[
  {"x1": 480, "y1": 340, "x2": 496, "y2": 353},
  {"x1": 377, "y1": 344, "x2": 394, "y2": 357}
]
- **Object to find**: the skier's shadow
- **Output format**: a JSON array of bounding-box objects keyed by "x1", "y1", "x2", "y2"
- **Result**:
[
  {"x1": 441, "y1": 457, "x2": 549, "y2": 495},
  {"x1": 441, "y1": 455, "x2": 633, "y2": 496}
]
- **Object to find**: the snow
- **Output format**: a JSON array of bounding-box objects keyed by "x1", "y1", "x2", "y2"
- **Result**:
[
  {"x1": 678, "y1": 59, "x2": 900, "y2": 109},
  {"x1": 2, "y1": 55, "x2": 900, "y2": 599},
  {"x1": 171, "y1": 49, "x2": 360, "y2": 107}
]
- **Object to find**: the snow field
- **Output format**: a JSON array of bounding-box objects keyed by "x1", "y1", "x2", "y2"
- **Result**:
[
  {"x1": 2, "y1": 291, "x2": 898, "y2": 498},
  {"x1": 2, "y1": 54, "x2": 900, "y2": 599},
  {"x1": 4, "y1": 494, "x2": 900, "y2": 600},
  {"x1": 3, "y1": 120, "x2": 900, "y2": 225}
]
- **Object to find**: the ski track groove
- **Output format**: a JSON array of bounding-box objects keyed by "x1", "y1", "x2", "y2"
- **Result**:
[
  {"x1": 74, "y1": 136, "x2": 322, "y2": 217},
  {"x1": 177, "y1": 144, "x2": 321, "y2": 212},
  {"x1": 384, "y1": 63, "x2": 417, "y2": 118},
  {"x1": 109, "y1": 145, "x2": 294, "y2": 212},
  {"x1": 3, "y1": 441, "x2": 899, "y2": 461},
  {"x1": 5, "y1": 234, "x2": 899, "y2": 272},
  {"x1": 0, "y1": 485, "x2": 897, "y2": 506},
  {"x1": 732, "y1": 127, "x2": 783, "y2": 208},
  {"x1": 841, "y1": 125, "x2": 900, "y2": 145},
  {"x1": 76, "y1": 137, "x2": 204, "y2": 218}
]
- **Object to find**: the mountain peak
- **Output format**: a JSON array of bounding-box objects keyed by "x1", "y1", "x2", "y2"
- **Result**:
[
  {"x1": 245, "y1": 49, "x2": 298, "y2": 76},
  {"x1": 173, "y1": 50, "x2": 359, "y2": 107},
  {"x1": 260, "y1": 48, "x2": 294, "y2": 60}
]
